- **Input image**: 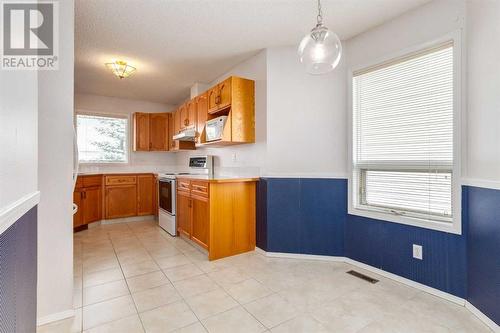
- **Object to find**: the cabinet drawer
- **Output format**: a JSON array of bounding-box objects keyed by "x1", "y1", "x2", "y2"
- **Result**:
[
  {"x1": 191, "y1": 181, "x2": 209, "y2": 197},
  {"x1": 105, "y1": 175, "x2": 137, "y2": 186},
  {"x1": 177, "y1": 179, "x2": 191, "y2": 192},
  {"x1": 83, "y1": 175, "x2": 102, "y2": 187}
]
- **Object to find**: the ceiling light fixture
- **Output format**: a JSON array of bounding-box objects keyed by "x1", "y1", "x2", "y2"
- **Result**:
[
  {"x1": 105, "y1": 60, "x2": 136, "y2": 79},
  {"x1": 298, "y1": 0, "x2": 342, "y2": 75}
]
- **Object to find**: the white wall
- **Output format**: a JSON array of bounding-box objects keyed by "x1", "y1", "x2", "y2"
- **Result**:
[
  {"x1": 75, "y1": 93, "x2": 177, "y2": 173},
  {"x1": 175, "y1": 50, "x2": 267, "y2": 176},
  {"x1": 465, "y1": 0, "x2": 500, "y2": 183},
  {"x1": 265, "y1": 46, "x2": 347, "y2": 177},
  {"x1": 0, "y1": 71, "x2": 38, "y2": 214},
  {"x1": 37, "y1": 0, "x2": 75, "y2": 322}
]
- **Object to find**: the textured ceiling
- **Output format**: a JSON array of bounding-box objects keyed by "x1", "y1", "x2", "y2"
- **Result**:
[{"x1": 75, "y1": 0, "x2": 430, "y2": 104}]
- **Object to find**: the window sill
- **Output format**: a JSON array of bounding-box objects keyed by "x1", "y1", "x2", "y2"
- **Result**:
[{"x1": 347, "y1": 206, "x2": 462, "y2": 235}]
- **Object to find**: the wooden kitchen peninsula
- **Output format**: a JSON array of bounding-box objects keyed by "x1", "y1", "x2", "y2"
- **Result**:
[{"x1": 176, "y1": 176, "x2": 259, "y2": 261}]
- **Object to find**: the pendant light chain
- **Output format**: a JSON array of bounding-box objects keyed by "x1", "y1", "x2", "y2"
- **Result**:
[{"x1": 316, "y1": 0, "x2": 323, "y2": 25}]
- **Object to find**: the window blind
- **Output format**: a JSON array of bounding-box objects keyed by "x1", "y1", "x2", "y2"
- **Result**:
[{"x1": 353, "y1": 43, "x2": 454, "y2": 222}]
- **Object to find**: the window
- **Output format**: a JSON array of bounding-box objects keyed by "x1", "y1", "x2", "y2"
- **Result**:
[
  {"x1": 76, "y1": 113, "x2": 128, "y2": 163},
  {"x1": 351, "y1": 41, "x2": 458, "y2": 228}
]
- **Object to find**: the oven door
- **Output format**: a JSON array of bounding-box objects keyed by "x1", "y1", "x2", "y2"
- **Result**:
[{"x1": 159, "y1": 179, "x2": 175, "y2": 215}]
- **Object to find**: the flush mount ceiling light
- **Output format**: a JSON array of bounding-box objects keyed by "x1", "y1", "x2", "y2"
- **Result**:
[
  {"x1": 298, "y1": 0, "x2": 342, "y2": 75},
  {"x1": 105, "y1": 60, "x2": 136, "y2": 79}
]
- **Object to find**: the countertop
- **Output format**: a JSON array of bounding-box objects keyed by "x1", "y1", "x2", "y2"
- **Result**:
[{"x1": 176, "y1": 175, "x2": 260, "y2": 183}]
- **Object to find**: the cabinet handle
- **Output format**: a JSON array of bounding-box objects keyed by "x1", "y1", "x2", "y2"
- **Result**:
[{"x1": 184, "y1": 119, "x2": 189, "y2": 126}]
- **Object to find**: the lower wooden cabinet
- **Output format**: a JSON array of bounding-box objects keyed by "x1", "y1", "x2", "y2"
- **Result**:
[
  {"x1": 83, "y1": 186, "x2": 102, "y2": 224},
  {"x1": 191, "y1": 195, "x2": 209, "y2": 249},
  {"x1": 177, "y1": 191, "x2": 192, "y2": 238},
  {"x1": 73, "y1": 173, "x2": 158, "y2": 231},
  {"x1": 73, "y1": 175, "x2": 102, "y2": 229},
  {"x1": 137, "y1": 174, "x2": 155, "y2": 216},
  {"x1": 176, "y1": 178, "x2": 257, "y2": 259},
  {"x1": 105, "y1": 184, "x2": 137, "y2": 219}
]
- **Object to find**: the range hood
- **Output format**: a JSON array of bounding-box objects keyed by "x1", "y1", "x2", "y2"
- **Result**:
[{"x1": 173, "y1": 128, "x2": 196, "y2": 141}]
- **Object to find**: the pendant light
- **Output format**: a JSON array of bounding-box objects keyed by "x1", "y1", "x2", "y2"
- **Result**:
[{"x1": 298, "y1": 0, "x2": 342, "y2": 74}]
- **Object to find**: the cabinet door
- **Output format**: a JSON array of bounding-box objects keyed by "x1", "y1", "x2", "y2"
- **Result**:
[
  {"x1": 196, "y1": 93, "x2": 208, "y2": 144},
  {"x1": 176, "y1": 191, "x2": 192, "y2": 237},
  {"x1": 191, "y1": 195, "x2": 209, "y2": 249},
  {"x1": 207, "y1": 86, "x2": 219, "y2": 113},
  {"x1": 134, "y1": 113, "x2": 150, "y2": 151},
  {"x1": 83, "y1": 186, "x2": 102, "y2": 224},
  {"x1": 73, "y1": 190, "x2": 83, "y2": 228},
  {"x1": 173, "y1": 108, "x2": 181, "y2": 135},
  {"x1": 150, "y1": 113, "x2": 169, "y2": 151},
  {"x1": 137, "y1": 175, "x2": 154, "y2": 216},
  {"x1": 168, "y1": 112, "x2": 175, "y2": 150},
  {"x1": 105, "y1": 185, "x2": 137, "y2": 219},
  {"x1": 178, "y1": 104, "x2": 188, "y2": 130},
  {"x1": 218, "y1": 78, "x2": 232, "y2": 110},
  {"x1": 186, "y1": 99, "x2": 196, "y2": 128}
]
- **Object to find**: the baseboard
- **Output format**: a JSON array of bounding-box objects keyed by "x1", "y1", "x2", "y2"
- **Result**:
[
  {"x1": 344, "y1": 258, "x2": 465, "y2": 306},
  {"x1": 37, "y1": 309, "x2": 75, "y2": 326},
  {"x1": 100, "y1": 215, "x2": 156, "y2": 225},
  {"x1": 265, "y1": 251, "x2": 344, "y2": 262},
  {"x1": 465, "y1": 301, "x2": 500, "y2": 332}
]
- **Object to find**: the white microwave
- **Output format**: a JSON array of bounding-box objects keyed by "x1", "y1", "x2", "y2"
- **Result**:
[{"x1": 205, "y1": 116, "x2": 228, "y2": 142}]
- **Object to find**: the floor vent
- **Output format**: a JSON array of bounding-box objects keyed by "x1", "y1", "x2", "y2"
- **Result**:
[{"x1": 347, "y1": 270, "x2": 379, "y2": 284}]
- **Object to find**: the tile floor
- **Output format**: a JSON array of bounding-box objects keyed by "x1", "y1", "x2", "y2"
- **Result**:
[{"x1": 38, "y1": 220, "x2": 491, "y2": 333}]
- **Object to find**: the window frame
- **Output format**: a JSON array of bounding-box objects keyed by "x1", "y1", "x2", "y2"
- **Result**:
[
  {"x1": 75, "y1": 110, "x2": 131, "y2": 165},
  {"x1": 347, "y1": 31, "x2": 463, "y2": 235}
]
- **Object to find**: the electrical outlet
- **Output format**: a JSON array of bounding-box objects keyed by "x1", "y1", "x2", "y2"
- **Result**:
[
  {"x1": 232, "y1": 153, "x2": 237, "y2": 163},
  {"x1": 413, "y1": 244, "x2": 423, "y2": 260}
]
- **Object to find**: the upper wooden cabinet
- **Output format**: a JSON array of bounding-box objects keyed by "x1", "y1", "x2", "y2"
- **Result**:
[
  {"x1": 204, "y1": 76, "x2": 255, "y2": 146},
  {"x1": 207, "y1": 77, "x2": 234, "y2": 114},
  {"x1": 133, "y1": 113, "x2": 151, "y2": 151},
  {"x1": 133, "y1": 112, "x2": 170, "y2": 151},
  {"x1": 196, "y1": 93, "x2": 208, "y2": 145},
  {"x1": 150, "y1": 113, "x2": 170, "y2": 151},
  {"x1": 185, "y1": 100, "x2": 196, "y2": 129}
]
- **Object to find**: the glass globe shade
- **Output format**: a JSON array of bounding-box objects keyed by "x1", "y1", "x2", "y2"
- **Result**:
[{"x1": 298, "y1": 24, "x2": 342, "y2": 75}]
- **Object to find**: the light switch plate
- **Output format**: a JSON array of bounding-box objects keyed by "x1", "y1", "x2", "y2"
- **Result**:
[{"x1": 413, "y1": 244, "x2": 423, "y2": 260}]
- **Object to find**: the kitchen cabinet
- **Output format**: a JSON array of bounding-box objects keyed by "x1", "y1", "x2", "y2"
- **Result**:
[
  {"x1": 137, "y1": 174, "x2": 155, "y2": 216},
  {"x1": 83, "y1": 186, "x2": 102, "y2": 224},
  {"x1": 133, "y1": 113, "x2": 150, "y2": 151},
  {"x1": 185, "y1": 99, "x2": 196, "y2": 129},
  {"x1": 203, "y1": 76, "x2": 255, "y2": 146},
  {"x1": 176, "y1": 190, "x2": 192, "y2": 237},
  {"x1": 105, "y1": 184, "x2": 137, "y2": 219},
  {"x1": 196, "y1": 93, "x2": 208, "y2": 145},
  {"x1": 176, "y1": 177, "x2": 257, "y2": 259},
  {"x1": 191, "y1": 195, "x2": 209, "y2": 249},
  {"x1": 170, "y1": 107, "x2": 196, "y2": 151},
  {"x1": 178, "y1": 103, "x2": 188, "y2": 130},
  {"x1": 73, "y1": 175, "x2": 103, "y2": 230},
  {"x1": 150, "y1": 113, "x2": 169, "y2": 150},
  {"x1": 73, "y1": 173, "x2": 158, "y2": 231},
  {"x1": 133, "y1": 112, "x2": 170, "y2": 151}
]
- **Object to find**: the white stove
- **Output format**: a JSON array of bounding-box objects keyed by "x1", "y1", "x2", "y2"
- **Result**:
[{"x1": 157, "y1": 156, "x2": 213, "y2": 236}]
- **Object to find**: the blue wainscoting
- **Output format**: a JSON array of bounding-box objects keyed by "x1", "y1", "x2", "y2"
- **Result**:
[
  {"x1": 345, "y1": 212, "x2": 468, "y2": 298},
  {"x1": 467, "y1": 186, "x2": 500, "y2": 325},
  {"x1": 258, "y1": 178, "x2": 500, "y2": 325},
  {"x1": 0, "y1": 206, "x2": 38, "y2": 333},
  {"x1": 259, "y1": 178, "x2": 346, "y2": 256}
]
